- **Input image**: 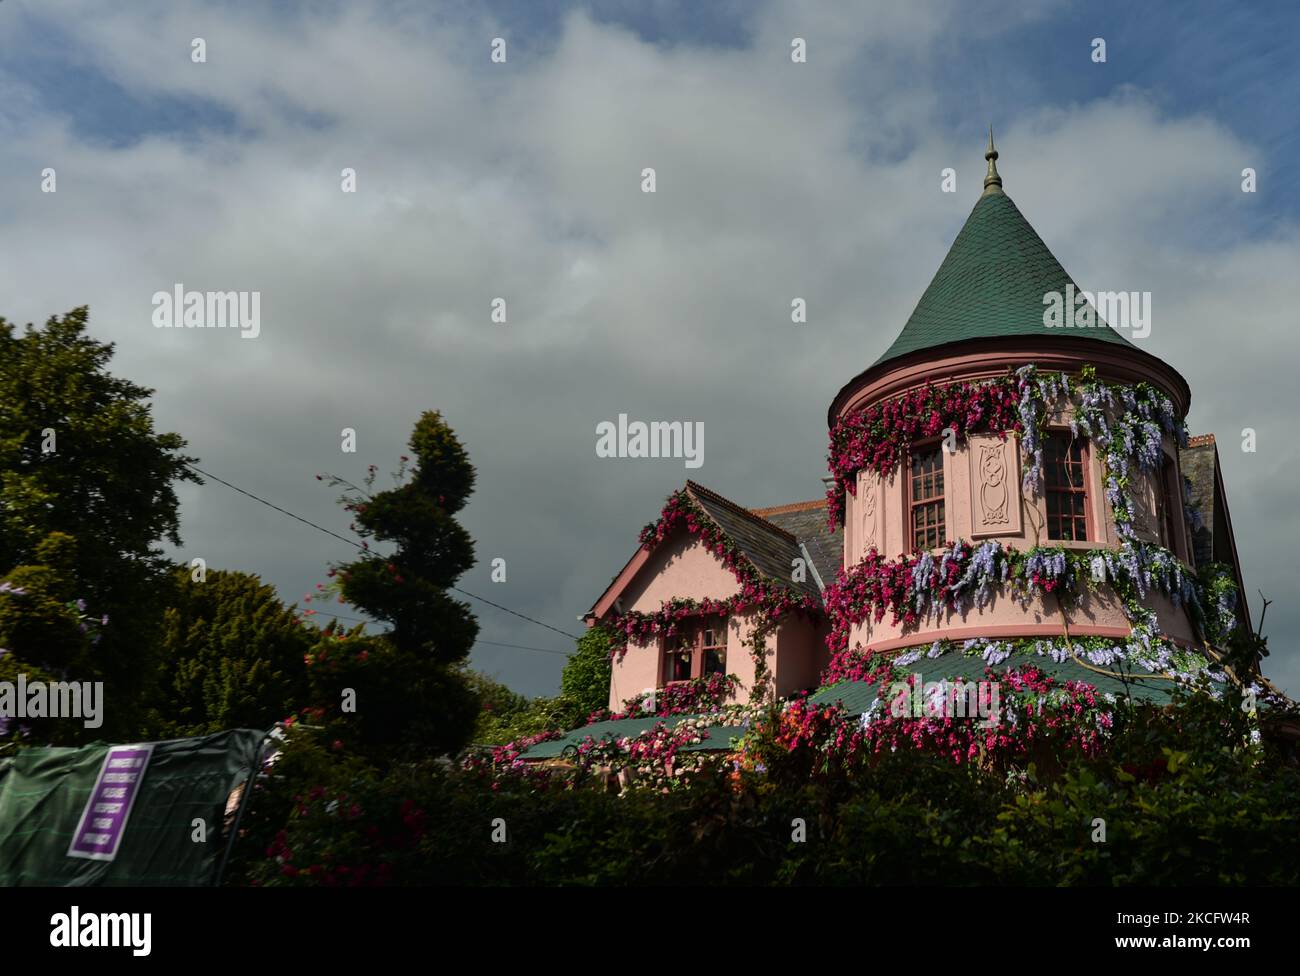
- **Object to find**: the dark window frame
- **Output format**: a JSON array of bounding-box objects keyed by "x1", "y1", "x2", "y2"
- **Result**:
[
  {"x1": 1043, "y1": 432, "x2": 1092, "y2": 542},
  {"x1": 906, "y1": 440, "x2": 947, "y2": 551},
  {"x1": 661, "y1": 617, "x2": 728, "y2": 685}
]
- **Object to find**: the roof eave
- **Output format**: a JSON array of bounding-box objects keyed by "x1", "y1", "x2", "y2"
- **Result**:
[{"x1": 827, "y1": 335, "x2": 1192, "y2": 427}]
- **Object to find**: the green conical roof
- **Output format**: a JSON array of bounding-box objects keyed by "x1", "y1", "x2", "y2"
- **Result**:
[{"x1": 871, "y1": 183, "x2": 1135, "y2": 370}]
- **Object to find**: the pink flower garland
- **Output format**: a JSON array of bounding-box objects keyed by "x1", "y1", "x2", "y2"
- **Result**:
[
  {"x1": 826, "y1": 375, "x2": 1021, "y2": 529},
  {"x1": 609, "y1": 490, "x2": 820, "y2": 662},
  {"x1": 737, "y1": 665, "x2": 1112, "y2": 773},
  {"x1": 588, "y1": 672, "x2": 741, "y2": 723}
]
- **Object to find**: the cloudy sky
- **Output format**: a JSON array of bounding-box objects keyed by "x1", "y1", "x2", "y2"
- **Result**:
[{"x1": 2, "y1": 0, "x2": 1297, "y2": 697}]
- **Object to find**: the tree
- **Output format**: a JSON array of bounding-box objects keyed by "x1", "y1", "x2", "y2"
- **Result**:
[
  {"x1": 319, "y1": 411, "x2": 480, "y2": 757},
  {"x1": 470, "y1": 628, "x2": 615, "y2": 746},
  {"x1": 147, "y1": 566, "x2": 314, "y2": 738},
  {"x1": 0, "y1": 308, "x2": 198, "y2": 738},
  {"x1": 560, "y1": 626, "x2": 614, "y2": 718},
  {"x1": 0, "y1": 533, "x2": 99, "y2": 745},
  {"x1": 466, "y1": 670, "x2": 532, "y2": 743}
]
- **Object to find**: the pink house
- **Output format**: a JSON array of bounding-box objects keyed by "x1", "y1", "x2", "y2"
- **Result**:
[
  {"x1": 585, "y1": 134, "x2": 1250, "y2": 715},
  {"x1": 586, "y1": 483, "x2": 838, "y2": 709}
]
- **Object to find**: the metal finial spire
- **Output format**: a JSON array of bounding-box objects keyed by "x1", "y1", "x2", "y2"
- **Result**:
[{"x1": 983, "y1": 125, "x2": 1003, "y2": 194}]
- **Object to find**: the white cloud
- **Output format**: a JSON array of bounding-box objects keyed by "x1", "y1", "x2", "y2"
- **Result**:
[{"x1": 1, "y1": 0, "x2": 1295, "y2": 694}]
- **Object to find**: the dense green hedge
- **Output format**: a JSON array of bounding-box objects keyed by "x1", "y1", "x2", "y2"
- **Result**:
[{"x1": 231, "y1": 689, "x2": 1300, "y2": 886}]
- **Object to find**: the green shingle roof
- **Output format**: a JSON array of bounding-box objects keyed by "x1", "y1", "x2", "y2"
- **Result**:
[
  {"x1": 518, "y1": 657, "x2": 1178, "y2": 759},
  {"x1": 518, "y1": 716, "x2": 745, "y2": 759},
  {"x1": 871, "y1": 187, "x2": 1135, "y2": 370},
  {"x1": 810, "y1": 654, "x2": 1178, "y2": 714}
]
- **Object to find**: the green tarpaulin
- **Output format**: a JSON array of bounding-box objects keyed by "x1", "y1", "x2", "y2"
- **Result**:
[{"x1": 0, "y1": 729, "x2": 266, "y2": 886}]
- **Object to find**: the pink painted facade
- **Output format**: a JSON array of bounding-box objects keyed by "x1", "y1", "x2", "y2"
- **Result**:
[
  {"x1": 599, "y1": 528, "x2": 826, "y2": 709},
  {"x1": 584, "y1": 145, "x2": 1246, "y2": 712},
  {"x1": 835, "y1": 347, "x2": 1199, "y2": 651},
  {"x1": 587, "y1": 338, "x2": 1209, "y2": 709}
]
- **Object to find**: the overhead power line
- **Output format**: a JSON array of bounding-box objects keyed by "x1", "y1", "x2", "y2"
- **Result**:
[
  {"x1": 306, "y1": 609, "x2": 569, "y2": 658},
  {"x1": 184, "y1": 462, "x2": 583, "y2": 643},
  {"x1": 474, "y1": 639, "x2": 571, "y2": 657}
]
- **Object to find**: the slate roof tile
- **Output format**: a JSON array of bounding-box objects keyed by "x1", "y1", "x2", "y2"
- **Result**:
[
  {"x1": 685, "y1": 481, "x2": 823, "y2": 604},
  {"x1": 872, "y1": 189, "x2": 1135, "y2": 370}
]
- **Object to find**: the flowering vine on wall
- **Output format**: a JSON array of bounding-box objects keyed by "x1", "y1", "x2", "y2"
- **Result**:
[
  {"x1": 821, "y1": 361, "x2": 1241, "y2": 696},
  {"x1": 490, "y1": 364, "x2": 1256, "y2": 787},
  {"x1": 822, "y1": 537, "x2": 1229, "y2": 655},
  {"x1": 586, "y1": 672, "x2": 740, "y2": 724},
  {"x1": 732, "y1": 664, "x2": 1118, "y2": 775},
  {"x1": 826, "y1": 364, "x2": 1185, "y2": 537},
  {"x1": 606, "y1": 488, "x2": 820, "y2": 701},
  {"x1": 827, "y1": 374, "x2": 1020, "y2": 529}
]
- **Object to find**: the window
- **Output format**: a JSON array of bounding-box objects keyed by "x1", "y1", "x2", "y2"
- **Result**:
[
  {"x1": 1159, "y1": 455, "x2": 1180, "y2": 555},
  {"x1": 702, "y1": 624, "x2": 727, "y2": 676},
  {"x1": 662, "y1": 618, "x2": 728, "y2": 683},
  {"x1": 909, "y1": 446, "x2": 945, "y2": 550},
  {"x1": 1044, "y1": 434, "x2": 1089, "y2": 541},
  {"x1": 665, "y1": 631, "x2": 694, "y2": 682}
]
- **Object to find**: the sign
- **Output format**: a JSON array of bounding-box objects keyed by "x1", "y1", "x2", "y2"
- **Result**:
[{"x1": 66, "y1": 743, "x2": 154, "y2": 861}]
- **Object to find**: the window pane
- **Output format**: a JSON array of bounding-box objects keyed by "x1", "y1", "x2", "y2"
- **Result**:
[
  {"x1": 1045, "y1": 434, "x2": 1088, "y2": 542},
  {"x1": 703, "y1": 621, "x2": 725, "y2": 649},
  {"x1": 704, "y1": 648, "x2": 725, "y2": 676},
  {"x1": 910, "y1": 447, "x2": 945, "y2": 549}
]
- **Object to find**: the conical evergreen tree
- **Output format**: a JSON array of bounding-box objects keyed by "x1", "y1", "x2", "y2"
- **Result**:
[{"x1": 321, "y1": 411, "x2": 480, "y2": 757}]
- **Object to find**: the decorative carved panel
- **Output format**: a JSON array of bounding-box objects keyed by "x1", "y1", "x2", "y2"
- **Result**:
[
  {"x1": 859, "y1": 472, "x2": 880, "y2": 556},
  {"x1": 968, "y1": 434, "x2": 1022, "y2": 537}
]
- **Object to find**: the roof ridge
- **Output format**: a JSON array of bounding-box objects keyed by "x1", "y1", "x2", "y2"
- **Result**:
[
  {"x1": 684, "y1": 480, "x2": 798, "y2": 542},
  {"x1": 750, "y1": 498, "x2": 828, "y2": 516}
]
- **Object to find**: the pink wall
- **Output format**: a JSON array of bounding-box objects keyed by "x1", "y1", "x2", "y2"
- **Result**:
[
  {"x1": 608, "y1": 635, "x2": 663, "y2": 711},
  {"x1": 845, "y1": 422, "x2": 1188, "y2": 567},
  {"x1": 620, "y1": 531, "x2": 740, "y2": 614},
  {"x1": 847, "y1": 586, "x2": 1196, "y2": 652},
  {"x1": 606, "y1": 607, "x2": 824, "y2": 710},
  {"x1": 840, "y1": 359, "x2": 1199, "y2": 650},
  {"x1": 602, "y1": 528, "x2": 832, "y2": 709},
  {"x1": 605, "y1": 533, "x2": 785, "y2": 709},
  {"x1": 773, "y1": 614, "x2": 830, "y2": 696}
]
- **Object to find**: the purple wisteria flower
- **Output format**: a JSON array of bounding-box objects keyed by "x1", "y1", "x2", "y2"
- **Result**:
[
  {"x1": 1085, "y1": 644, "x2": 1124, "y2": 667},
  {"x1": 911, "y1": 552, "x2": 936, "y2": 617},
  {"x1": 981, "y1": 641, "x2": 1012, "y2": 666},
  {"x1": 1089, "y1": 553, "x2": 1108, "y2": 583}
]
